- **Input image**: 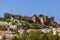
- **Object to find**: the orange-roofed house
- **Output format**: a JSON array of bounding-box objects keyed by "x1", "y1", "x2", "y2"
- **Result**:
[{"x1": 0, "y1": 30, "x2": 4, "y2": 34}]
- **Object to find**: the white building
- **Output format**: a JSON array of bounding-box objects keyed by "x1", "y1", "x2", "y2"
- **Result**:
[
  {"x1": 40, "y1": 28, "x2": 52, "y2": 33},
  {"x1": 0, "y1": 35, "x2": 2, "y2": 40},
  {"x1": 11, "y1": 17, "x2": 14, "y2": 21},
  {"x1": 18, "y1": 29, "x2": 24, "y2": 34},
  {"x1": 52, "y1": 28, "x2": 57, "y2": 35},
  {"x1": 9, "y1": 22, "x2": 12, "y2": 25},
  {"x1": 10, "y1": 25, "x2": 17, "y2": 30},
  {"x1": 0, "y1": 21, "x2": 8, "y2": 26}
]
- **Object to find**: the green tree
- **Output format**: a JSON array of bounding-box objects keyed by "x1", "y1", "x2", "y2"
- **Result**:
[
  {"x1": 53, "y1": 32, "x2": 59, "y2": 40},
  {"x1": 46, "y1": 31, "x2": 54, "y2": 40},
  {"x1": 39, "y1": 34, "x2": 48, "y2": 40},
  {"x1": 31, "y1": 23, "x2": 41, "y2": 29},
  {"x1": 20, "y1": 31, "x2": 28, "y2": 40},
  {"x1": 21, "y1": 22, "x2": 30, "y2": 30},
  {"x1": 4, "y1": 13, "x2": 11, "y2": 19},
  {"x1": 33, "y1": 14, "x2": 37, "y2": 16},
  {"x1": 39, "y1": 14, "x2": 44, "y2": 17},
  {"x1": 2, "y1": 35, "x2": 6, "y2": 40},
  {"x1": 26, "y1": 31, "x2": 40, "y2": 40},
  {"x1": 12, "y1": 21, "x2": 17, "y2": 25},
  {"x1": 6, "y1": 19, "x2": 11, "y2": 23},
  {"x1": 12, "y1": 36, "x2": 18, "y2": 40}
]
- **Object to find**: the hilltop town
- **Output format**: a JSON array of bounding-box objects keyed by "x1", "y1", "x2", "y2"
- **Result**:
[{"x1": 0, "y1": 13, "x2": 60, "y2": 40}]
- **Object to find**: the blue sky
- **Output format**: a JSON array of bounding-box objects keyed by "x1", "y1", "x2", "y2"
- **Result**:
[{"x1": 0, "y1": 0, "x2": 60, "y2": 23}]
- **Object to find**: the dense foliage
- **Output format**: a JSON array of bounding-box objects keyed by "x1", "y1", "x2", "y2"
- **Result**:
[{"x1": 19, "y1": 31, "x2": 60, "y2": 40}]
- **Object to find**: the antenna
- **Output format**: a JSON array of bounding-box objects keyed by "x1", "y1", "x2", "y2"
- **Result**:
[{"x1": 10, "y1": 9, "x2": 12, "y2": 14}]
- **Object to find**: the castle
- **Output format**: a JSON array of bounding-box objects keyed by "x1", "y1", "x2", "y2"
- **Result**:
[{"x1": 3, "y1": 13, "x2": 58, "y2": 28}]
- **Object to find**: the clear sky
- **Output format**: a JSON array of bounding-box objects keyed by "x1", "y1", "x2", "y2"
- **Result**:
[{"x1": 0, "y1": 0, "x2": 60, "y2": 23}]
